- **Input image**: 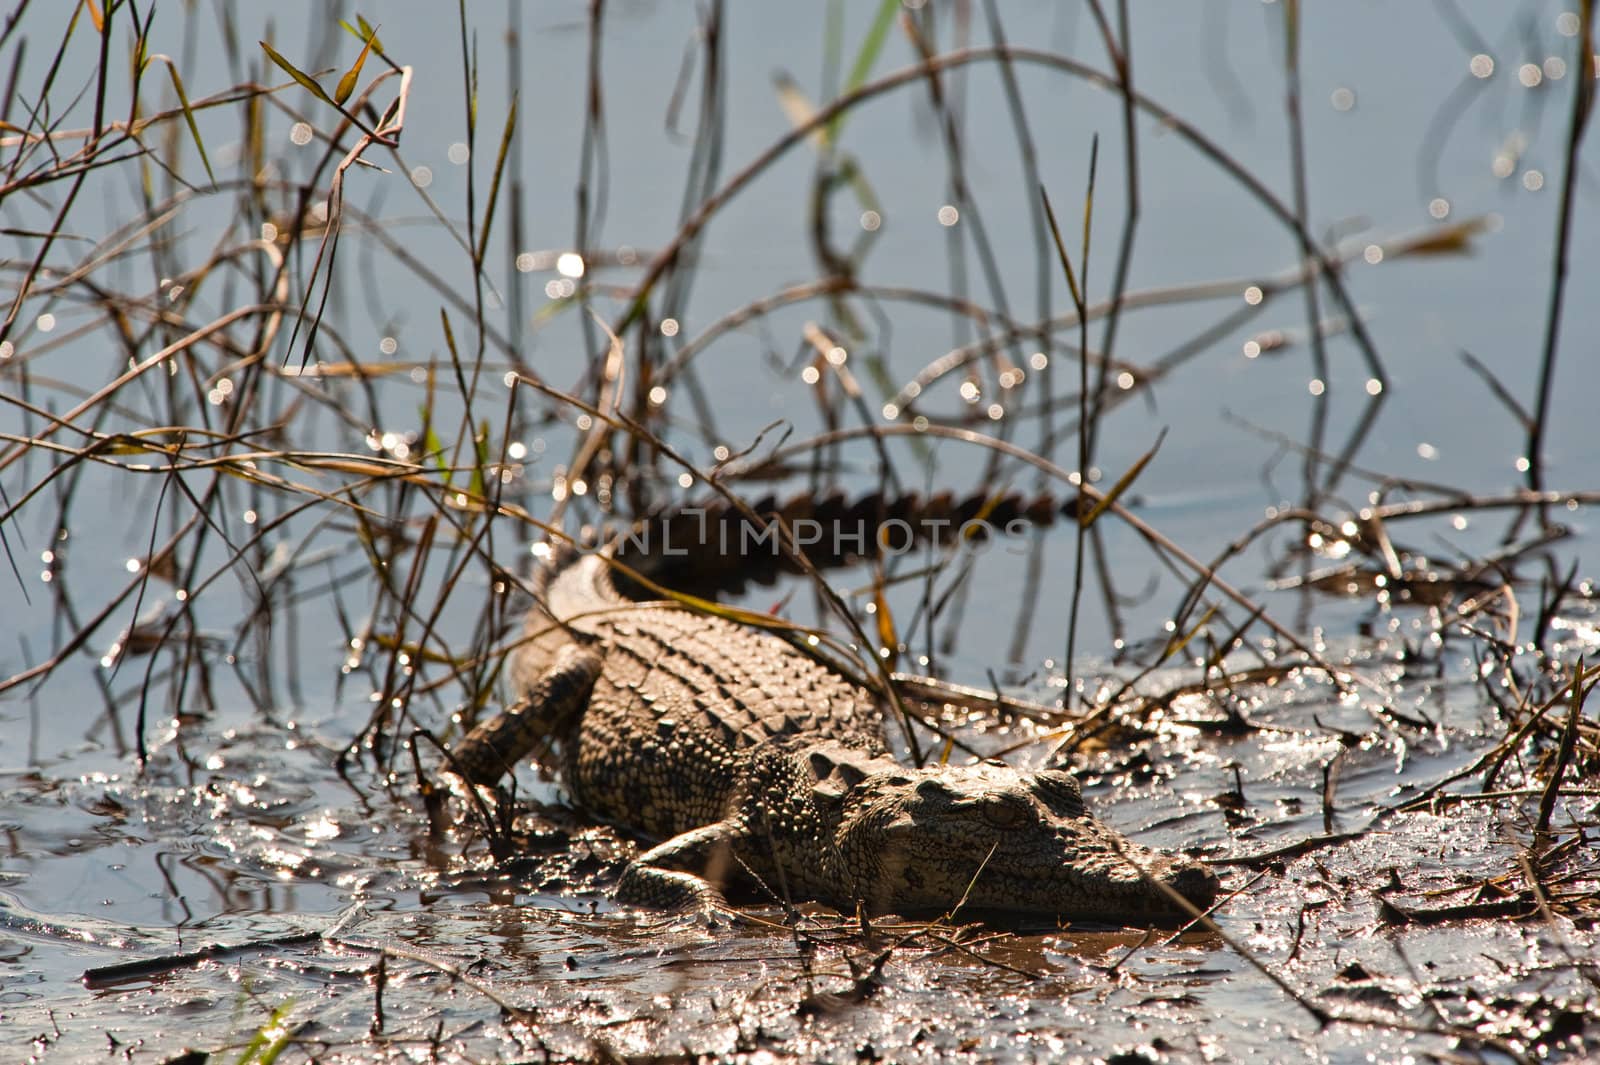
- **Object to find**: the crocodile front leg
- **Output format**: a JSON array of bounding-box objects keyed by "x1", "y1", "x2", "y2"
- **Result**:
[
  {"x1": 616, "y1": 818, "x2": 750, "y2": 912},
  {"x1": 451, "y1": 642, "x2": 603, "y2": 786}
]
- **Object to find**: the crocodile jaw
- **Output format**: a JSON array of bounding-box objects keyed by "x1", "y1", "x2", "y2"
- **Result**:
[{"x1": 833, "y1": 763, "x2": 1218, "y2": 922}]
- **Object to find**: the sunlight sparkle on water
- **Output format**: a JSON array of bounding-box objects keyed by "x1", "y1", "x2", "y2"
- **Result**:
[{"x1": 304, "y1": 814, "x2": 342, "y2": 842}]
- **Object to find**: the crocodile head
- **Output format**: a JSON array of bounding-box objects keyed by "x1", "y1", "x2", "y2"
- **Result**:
[{"x1": 832, "y1": 761, "x2": 1218, "y2": 924}]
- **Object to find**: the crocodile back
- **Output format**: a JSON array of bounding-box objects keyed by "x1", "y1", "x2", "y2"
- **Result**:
[{"x1": 515, "y1": 549, "x2": 886, "y2": 840}]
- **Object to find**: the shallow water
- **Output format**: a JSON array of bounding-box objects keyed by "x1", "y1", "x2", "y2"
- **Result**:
[
  {"x1": 5, "y1": 630, "x2": 1597, "y2": 1062},
  {"x1": 3, "y1": 2, "x2": 1600, "y2": 1061}
]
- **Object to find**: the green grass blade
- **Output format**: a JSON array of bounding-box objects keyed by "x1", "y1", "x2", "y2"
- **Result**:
[
  {"x1": 829, "y1": 0, "x2": 899, "y2": 142},
  {"x1": 260, "y1": 40, "x2": 338, "y2": 110},
  {"x1": 1080, "y1": 428, "x2": 1165, "y2": 529},
  {"x1": 149, "y1": 57, "x2": 215, "y2": 184}
]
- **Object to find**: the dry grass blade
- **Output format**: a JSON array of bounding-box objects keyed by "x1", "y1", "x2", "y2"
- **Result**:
[
  {"x1": 143, "y1": 55, "x2": 214, "y2": 184},
  {"x1": 1526, "y1": 0, "x2": 1597, "y2": 521},
  {"x1": 3, "y1": 8, "x2": 1599, "y2": 1060},
  {"x1": 1038, "y1": 183, "x2": 1082, "y2": 311},
  {"x1": 1078, "y1": 426, "x2": 1164, "y2": 529},
  {"x1": 334, "y1": 24, "x2": 380, "y2": 105},
  {"x1": 1535, "y1": 660, "x2": 1594, "y2": 839},
  {"x1": 1041, "y1": 145, "x2": 1097, "y2": 709}
]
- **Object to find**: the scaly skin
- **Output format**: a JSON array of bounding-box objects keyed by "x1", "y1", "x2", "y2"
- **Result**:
[{"x1": 453, "y1": 547, "x2": 1218, "y2": 923}]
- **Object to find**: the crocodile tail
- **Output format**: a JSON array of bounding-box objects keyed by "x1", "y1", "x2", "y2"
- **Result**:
[{"x1": 609, "y1": 488, "x2": 1071, "y2": 598}]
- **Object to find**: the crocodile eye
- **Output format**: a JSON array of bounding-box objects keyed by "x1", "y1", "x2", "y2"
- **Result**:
[
  {"x1": 980, "y1": 797, "x2": 1028, "y2": 829},
  {"x1": 1033, "y1": 769, "x2": 1086, "y2": 817}
]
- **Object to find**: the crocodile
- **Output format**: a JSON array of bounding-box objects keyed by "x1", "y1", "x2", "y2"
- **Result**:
[{"x1": 451, "y1": 541, "x2": 1219, "y2": 924}]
